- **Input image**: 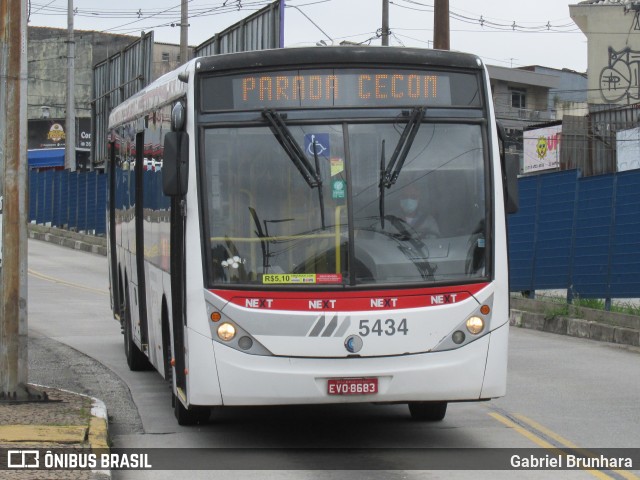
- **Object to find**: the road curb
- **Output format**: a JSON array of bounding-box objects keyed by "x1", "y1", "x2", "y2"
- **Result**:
[
  {"x1": 32, "y1": 384, "x2": 112, "y2": 478},
  {"x1": 28, "y1": 224, "x2": 107, "y2": 256},
  {"x1": 89, "y1": 397, "x2": 109, "y2": 451},
  {"x1": 509, "y1": 309, "x2": 640, "y2": 347}
]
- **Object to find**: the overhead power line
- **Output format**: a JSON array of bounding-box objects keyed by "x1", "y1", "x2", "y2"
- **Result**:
[
  {"x1": 391, "y1": 0, "x2": 581, "y2": 33},
  {"x1": 28, "y1": 0, "x2": 273, "y2": 36}
]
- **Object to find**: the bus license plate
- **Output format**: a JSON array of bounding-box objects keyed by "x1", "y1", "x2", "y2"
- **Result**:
[{"x1": 327, "y1": 378, "x2": 378, "y2": 395}]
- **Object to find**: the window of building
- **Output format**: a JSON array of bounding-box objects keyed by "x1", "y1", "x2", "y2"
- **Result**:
[
  {"x1": 510, "y1": 88, "x2": 526, "y2": 109},
  {"x1": 162, "y1": 52, "x2": 170, "y2": 62}
]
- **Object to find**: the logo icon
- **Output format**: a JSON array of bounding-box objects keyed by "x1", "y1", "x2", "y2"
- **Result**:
[
  {"x1": 47, "y1": 123, "x2": 66, "y2": 143},
  {"x1": 536, "y1": 136, "x2": 548, "y2": 159},
  {"x1": 8, "y1": 450, "x2": 39, "y2": 469},
  {"x1": 344, "y1": 335, "x2": 363, "y2": 353}
]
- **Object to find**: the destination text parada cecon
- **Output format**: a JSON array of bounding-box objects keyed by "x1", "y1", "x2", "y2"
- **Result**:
[
  {"x1": 241, "y1": 74, "x2": 438, "y2": 102},
  {"x1": 510, "y1": 454, "x2": 633, "y2": 469}
]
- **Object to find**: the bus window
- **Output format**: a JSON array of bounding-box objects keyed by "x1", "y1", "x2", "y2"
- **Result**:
[{"x1": 204, "y1": 126, "x2": 347, "y2": 285}]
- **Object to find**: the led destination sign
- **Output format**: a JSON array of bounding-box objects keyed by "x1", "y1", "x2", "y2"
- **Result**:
[{"x1": 201, "y1": 68, "x2": 481, "y2": 110}]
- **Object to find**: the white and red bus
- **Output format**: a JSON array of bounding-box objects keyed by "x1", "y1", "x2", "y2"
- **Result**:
[{"x1": 106, "y1": 47, "x2": 519, "y2": 425}]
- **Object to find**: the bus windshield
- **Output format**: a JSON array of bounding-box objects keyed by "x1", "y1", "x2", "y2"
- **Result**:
[{"x1": 202, "y1": 119, "x2": 487, "y2": 287}]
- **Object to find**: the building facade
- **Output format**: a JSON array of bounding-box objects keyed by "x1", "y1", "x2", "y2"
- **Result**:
[
  {"x1": 27, "y1": 27, "x2": 184, "y2": 168},
  {"x1": 571, "y1": 0, "x2": 640, "y2": 106},
  {"x1": 570, "y1": 0, "x2": 640, "y2": 174}
]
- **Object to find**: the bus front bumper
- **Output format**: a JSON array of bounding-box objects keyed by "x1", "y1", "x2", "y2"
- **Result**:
[{"x1": 190, "y1": 322, "x2": 508, "y2": 406}]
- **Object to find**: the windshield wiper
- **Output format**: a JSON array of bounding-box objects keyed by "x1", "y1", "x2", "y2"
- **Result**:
[
  {"x1": 262, "y1": 109, "x2": 326, "y2": 229},
  {"x1": 378, "y1": 107, "x2": 425, "y2": 228},
  {"x1": 378, "y1": 139, "x2": 387, "y2": 228},
  {"x1": 382, "y1": 107, "x2": 426, "y2": 187},
  {"x1": 263, "y1": 110, "x2": 319, "y2": 187},
  {"x1": 311, "y1": 138, "x2": 326, "y2": 230}
]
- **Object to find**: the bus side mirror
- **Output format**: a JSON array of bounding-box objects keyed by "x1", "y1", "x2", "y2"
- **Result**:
[
  {"x1": 163, "y1": 131, "x2": 189, "y2": 197},
  {"x1": 497, "y1": 122, "x2": 519, "y2": 214}
]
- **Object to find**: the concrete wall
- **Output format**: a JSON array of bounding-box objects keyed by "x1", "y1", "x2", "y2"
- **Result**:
[
  {"x1": 28, "y1": 32, "x2": 92, "y2": 120},
  {"x1": 571, "y1": 2, "x2": 640, "y2": 105},
  {"x1": 153, "y1": 43, "x2": 187, "y2": 78},
  {"x1": 28, "y1": 27, "x2": 141, "y2": 121}
]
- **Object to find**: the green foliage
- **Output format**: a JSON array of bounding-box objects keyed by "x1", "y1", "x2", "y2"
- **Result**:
[{"x1": 544, "y1": 302, "x2": 570, "y2": 320}]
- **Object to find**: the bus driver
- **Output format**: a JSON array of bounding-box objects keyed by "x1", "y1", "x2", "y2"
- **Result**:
[{"x1": 398, "y1": 185, "x2": 440, "y2": 239}]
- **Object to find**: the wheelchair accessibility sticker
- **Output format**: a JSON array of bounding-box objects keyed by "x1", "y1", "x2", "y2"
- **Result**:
[{"x1": 304, "y1": 133, "x2": 330, "y2": 157}]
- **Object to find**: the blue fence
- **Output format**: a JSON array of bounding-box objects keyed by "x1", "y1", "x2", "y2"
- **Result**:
[
  {"x1": 29, "y1": 170, "x2": 107, "y2": 235},
  {"x1": 508, "y1": 169, "x2": 640, "y2": 299},
  {"x1": 28, "y1": 167, "x2": 640, "y2": 299}
]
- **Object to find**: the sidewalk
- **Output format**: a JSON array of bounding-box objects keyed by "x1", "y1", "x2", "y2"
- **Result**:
[{"x1": 0, "y1": 384, "x2": 109, "y2": 479}]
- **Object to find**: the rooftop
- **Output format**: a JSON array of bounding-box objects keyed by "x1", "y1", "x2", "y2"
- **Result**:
[{"x1": 578, "y1": 0, "x2": 638, "y2": 5}]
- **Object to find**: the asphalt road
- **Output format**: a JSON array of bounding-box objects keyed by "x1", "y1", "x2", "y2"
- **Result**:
[{"x1": 26, "y1": 239, "x2": 640, "y2": 479}]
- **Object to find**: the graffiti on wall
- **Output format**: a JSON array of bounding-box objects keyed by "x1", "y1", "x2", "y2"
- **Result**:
[{"x1": 599, "y1": 46, "x2": 640, "y2": 104}]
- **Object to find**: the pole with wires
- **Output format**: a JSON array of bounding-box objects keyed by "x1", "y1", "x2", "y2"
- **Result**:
[
  {"x1": 382, "y1": 0, "x2": 390, "y2": 46},
  {"x1": 434, "y1": 0, "x2": 450, "y2": 50},
  {"x1": 0, "y1": 0, "x2": 44, "y2": 402},
  {"x1": 180, "y1": 0, "x2": 188, "y2": 65},
  {"x1": 65, "y1": 0, "x2": 76, "y2": 171}
]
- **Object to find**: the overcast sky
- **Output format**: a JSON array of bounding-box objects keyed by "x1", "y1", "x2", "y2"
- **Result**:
[{"x1": 28, "y1": 0, "x2": 589, "y2": 72}]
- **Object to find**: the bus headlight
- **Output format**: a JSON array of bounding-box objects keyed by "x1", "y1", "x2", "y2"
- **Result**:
[
  {"x1": 217, "y1": 322, "x2": 236, "y2": 341},
  {"x1": 432, "y1": 295, "x2": 494, "y2": 352},
  {"x1": 466, "y1": 316, "x2": 485, "y2": 335}
]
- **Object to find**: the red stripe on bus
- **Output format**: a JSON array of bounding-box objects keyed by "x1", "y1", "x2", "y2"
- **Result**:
[{"x1": 209, "y1": 283, "x2": 489, "y2": 312}]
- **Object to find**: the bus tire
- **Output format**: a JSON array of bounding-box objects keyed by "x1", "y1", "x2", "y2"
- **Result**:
[
  {"x1": 123, "y1": 288, "x2": 150, "y2": 371},
  {"x1": 173, "y1": 394, "x2": 210, "y2": 425},
  {"x1": 408, "y1": 401, "x2": 447, "y2": 421}
]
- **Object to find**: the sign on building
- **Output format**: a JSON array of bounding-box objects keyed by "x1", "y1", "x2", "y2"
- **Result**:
[
  {"x1": 27, "y1": 118, "x2": 92, "y2": 150},
  {"x1": 616, "y1": 127, "x2": 640, "y2": 172},
  {"x1": 523, "y1": 124, "x2": 562, "y2": 174}
]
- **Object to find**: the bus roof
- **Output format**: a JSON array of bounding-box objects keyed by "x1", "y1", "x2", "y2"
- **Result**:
[
  {"x1": 194, "y1": 46, "x2": 484, "y2": 75},
  {"x1": 108, "y1": 61, "x2": 191, "y2": 128},
  {"x1": 108, "y1": 47, "x2": 484, "y2": 128}
]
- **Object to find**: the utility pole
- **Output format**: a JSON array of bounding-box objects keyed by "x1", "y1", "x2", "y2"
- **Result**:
[
  {"x1": 381, "y1": 0, "x2": 390, "y2": 46},
  {"x1": 434, "y1": 0, "x2": 450, "y2": 50},
  {"x1": 0, "y1": 0, "x2": 39, "y2": 401},
  {"x1": 180, "y1": 0, "x2": 188, "y2": 65},
  {"x1": 65, "y1": 0, "x2": 76, "y2": 171}
]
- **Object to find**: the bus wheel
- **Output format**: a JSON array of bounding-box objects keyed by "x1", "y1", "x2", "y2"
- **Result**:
[
  {"x1": 173, "y1": 394, "x2": 210, "y2": 425},
  {"x1": 123, "y1": 289, "x2": 150, "y2": 371},
  {"x1": 408, "y1": 401, "x2": 448, "y2": 421}
]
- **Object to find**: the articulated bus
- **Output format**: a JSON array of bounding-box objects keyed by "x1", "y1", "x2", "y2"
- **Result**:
[{"x1": 107, "y1": 47, "x2": 519, "y2": 425}]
